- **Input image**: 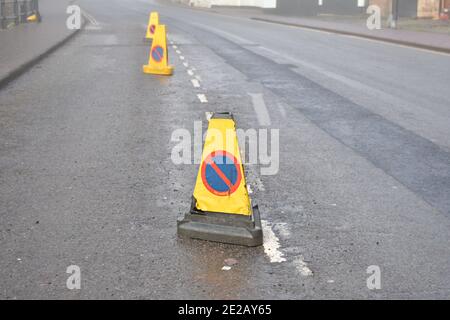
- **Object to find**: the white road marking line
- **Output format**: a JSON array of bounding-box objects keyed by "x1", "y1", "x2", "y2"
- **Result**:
[
  {"x1": 176, "y1": 50, "x2": 181, "y2": 54},
  {"x1": 183, "y1": 62, "x2": 189, "y2": 68},
  {"x1": 197, "y1": 94, "x2": 208, "y2": 103},
  {"x1": 249, "y1": 93, "x2": 271, "y2": 126},
  {"x1": 187, "y1": 69, "x2": 194, "y2": 76},
  {"x1": 293, "y1": 256, "x2": 313, "y2": 277},
  {"x1": 82, "y1": 10, "x2": 99, "y2": 26},
  {"x1": 179, "y1": 56, "x2": 185, "y2": 60},
  {"x1": 261, "y1": 220, "x2": 286, "y2": 263},
  {"x1": 277, "y1": 102, "x2": 287, "y2": 119},
  {"x1": 205, "y1": 112, "x2": 213, "y2": 121},
  {"x1": 195, "y1": 75, "x2": 202, "y2": 81},
  {"x1": 84, "y1": 24, "x2": 102, "y2": 31},
  {"x1": 173, "y1": 45, "x2": 178, "y2": 49},
  {"x1": 191, "y1": 79, "x2": 201, "y2": 88},
  {"x1": 262, "y1": 220, "x2": 313, "y2": 276}
]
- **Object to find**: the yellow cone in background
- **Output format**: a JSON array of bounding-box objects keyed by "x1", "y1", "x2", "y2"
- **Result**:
[
  {"x1": 27, "y1": 14, "x2": 38, "y2": 22},
  {"x1": 193, "y1": 116, "x2": 252, "y2": 216},
  {"x1": 145, "y1": 12, "x2": 159, "y2": 41},
  {"x1": 143, "y1": 24, "x2": 174, "y2": 76}
]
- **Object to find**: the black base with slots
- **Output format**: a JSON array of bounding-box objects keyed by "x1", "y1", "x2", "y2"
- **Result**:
[{"x1": 177, "y1": 199, "x2": 263, "y2": 247}]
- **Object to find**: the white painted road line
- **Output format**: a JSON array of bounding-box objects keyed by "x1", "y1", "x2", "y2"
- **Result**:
[
  {"x1": 82, "y1": 10, "x2": 99, "y2": 26},
  {"x1": 205, "y1": 112, "x2": 213, "y2": 121},
  {"x1": 173, "y1": 45, "x2": 178, "y2": 49},
  {"x1": 183, "y1": 62, "x2": 189, "y2": 68},
  {"x1": 191, "y1": 79, "x2": 201, "y2": 88},
  {"x1": 277, "y1": 102, "x2": 287, "y2": 119},
  {"x1": 179, "y1": 56, "x2": 185, "y2": 60},
  {"x1": 293, "y1": 256, "x2": 313, "y2": 277},
  {"x1": 249, "y1": 93, "x2": 271, "y2": 126},
  {"x1": 197, "y1": 94, "x2": 208, "y2": 103},
  {"x1": 261, "y1": 220, "x2": 286, "y2": 263},
  {"x1": 187, "y1": 70, "x2": 194, "y2": 76},
  {"x1": 176, "y1": 50, "x2": 181, "y2": 55}
]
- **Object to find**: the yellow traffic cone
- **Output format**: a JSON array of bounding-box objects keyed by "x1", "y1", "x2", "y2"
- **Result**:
[
  {"x1": 193, "y1": 115, "x2": 251, "y2": 216},
  {"x1": 144, "y1": 12, "x2": 159, "y2": 42},
  {"x1": 178, "y1": 112, "x2": 263, "y2": 247},
  {"x1": 27, "y1": 14, "x2": 38, "y2": 22},
  {"x1": 143, "y1": 25, "x2": 174, "y2": 76}
]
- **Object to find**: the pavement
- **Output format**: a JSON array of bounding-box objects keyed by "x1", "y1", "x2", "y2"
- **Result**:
[
  {"x1": 0, "y1": 0, "x2": 450, "y2": 299},
  {"x1": 0, "y1": 0, "x2": 82, "y2": 88}
]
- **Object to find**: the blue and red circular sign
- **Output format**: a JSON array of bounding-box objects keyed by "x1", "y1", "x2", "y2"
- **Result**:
[
  {"x1": 201, "y1": 150, "x2": 242, "y2": 196},
  {"x1": 151, "y1": 45, "x2": 164, "y2": 63}
]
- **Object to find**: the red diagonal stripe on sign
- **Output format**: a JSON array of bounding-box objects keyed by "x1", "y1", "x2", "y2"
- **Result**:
[
  {"x1": 206, "y1": 159, "x2": 233, "y2": 191},
  {"x1": 154, "y1": 49, "x2": 162, "y2": 61}
]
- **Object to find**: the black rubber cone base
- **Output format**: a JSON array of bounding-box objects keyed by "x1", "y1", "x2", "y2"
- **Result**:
[{"x1": 177, "y1": 202, "x2": 263, "y2": 247}]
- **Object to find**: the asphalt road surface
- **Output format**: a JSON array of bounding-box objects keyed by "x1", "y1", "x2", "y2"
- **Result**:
[{"x1": 1, "y1": 0, "x2": 450, "y2": 299}]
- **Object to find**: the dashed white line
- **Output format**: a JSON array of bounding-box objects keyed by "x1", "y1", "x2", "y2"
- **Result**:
[
  {"x1": 172, "y1": 45, "x2": 178, "y2": 49},
  {"x1": 187, "y1": 69, "x2": 194, "y2": 76},
  {"x1": 261, "y1": 220, "x2": 286, "y2": 263},
  {"x1": 205, "y1": 112, "x2": 213, "y2": 120},
  {"x1": 176, "y1": 50, "x2": 181, "y2": 55},
  {"x1": 261, "y1": 221, "x2": 313, "y2": 276},
  {"x1": 179, "y1": 56, "x2": 185, "y2": 60},
  {"x1": 277, "y1": 102, "x2": 287, "y2": 119},
  {"x1": 82, "y1": 10, "x2": 99, "y2": 26},
  {"x1": 191, "y1": 79, "x2": 201, "y2": 88},
  {"x1": 249, "y1": 92, "x2": 271, "y2": 126},
  {"x1": 293, "y1": 256, "x2": 313, "y2": 277},
  {"x1": 197, "y1": 94, "x2": 208, "y2": 103},
  {"x1": 183, "y1": 62, "x2": 189, "y2": 68}
]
